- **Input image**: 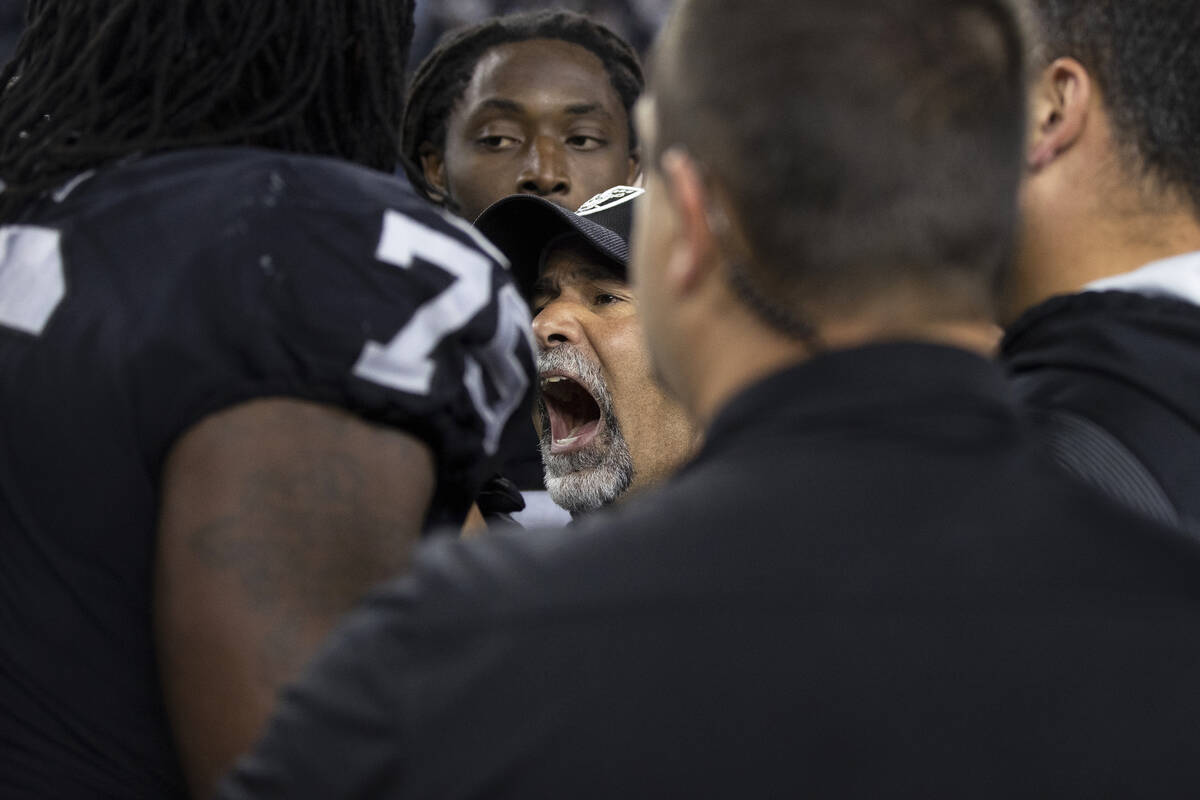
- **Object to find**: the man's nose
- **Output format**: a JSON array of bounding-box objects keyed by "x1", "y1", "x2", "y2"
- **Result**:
[
  {"x1": 532, "y1": 298, "x2": 584, "y2": 350},
  {"x1": 516, "y1": 136, "x2": 570, "y2": 199}
]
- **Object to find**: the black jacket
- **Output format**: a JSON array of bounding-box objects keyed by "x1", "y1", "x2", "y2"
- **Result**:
[
  {"x1": 1002, "y1": 289, "x2": 1200, "y2": 530},
  {"x1": 222, "y1": 343, "x2": 1200, "y2": 799}
]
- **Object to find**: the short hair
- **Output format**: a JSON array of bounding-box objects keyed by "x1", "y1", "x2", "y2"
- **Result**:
[
  {"x1": 0, "y1": 0, "x2": 414, "y2": 221},
  {"x1": 1025, "y1": 0, "x2": 1200, "y2": 214},
  {"x1": 401, "y1": 10, "x2": 643, "y2": 204},
  {"x1": 652, "y1": 0, "x2": 1026, "y2": 333}
]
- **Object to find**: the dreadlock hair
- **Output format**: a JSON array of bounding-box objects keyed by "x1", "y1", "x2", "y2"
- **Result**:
[
  {"x1": 400, "y1": 9, "x2": 643, "y2": 206},
  {"x1": 0, "y1": 0, "x2": 414, "y2": 222},
  {"x1": 1025, "y1": 0, "x2": 1200, "y2": 215}
]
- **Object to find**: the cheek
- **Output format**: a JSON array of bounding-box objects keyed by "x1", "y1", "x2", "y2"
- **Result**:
[
  {"x1": 567, "y1": 153, "x2": 638, "y2": 201},
  {"x1": 443, "y1": 149, "x2": 515, "y2": 218},
  {"x1": 595, "y1": 152, "x2": 637, "y2": 186}
]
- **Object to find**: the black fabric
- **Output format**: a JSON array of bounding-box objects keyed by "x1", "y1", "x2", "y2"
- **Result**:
[
  {"x1": 1002, "y1": 290, "x2": 1200, "y2": 532},
  {"x1": 473, "y1": 473, "x2": 526, "y2": 523},
  {"x1": 1022, "y1": 407, "x2": 1178, "y2": 526},
  {"x1": 473, "y1": 187, "x2": 637, "y2": 302},
  {"x1": 0, "y1": 147, "x2": 534, "y2": 798},
  {"x1": 221, "y1": 343, "x2": 1200, "y2": 799}
]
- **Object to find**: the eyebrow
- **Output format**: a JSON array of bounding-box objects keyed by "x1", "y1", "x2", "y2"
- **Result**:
[
  {"x1": 477, "y1": 98, "x2": 525, "y2": 115},
  {"x1": 564, "y1": 103, "x2": 612, "y2": 119}
]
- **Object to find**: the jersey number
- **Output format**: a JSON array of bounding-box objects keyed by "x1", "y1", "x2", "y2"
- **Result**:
[
  {"x1": 0, "y1": 226, "x2": 65, "y2": 336},
  {"x1": 0, "y1": 216, "x2": 530, "y2": 457},
  {"x1": 353, "y1": 211, "x2": 531, "y2": 455}
]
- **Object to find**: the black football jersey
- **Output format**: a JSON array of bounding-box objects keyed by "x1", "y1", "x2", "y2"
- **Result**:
[{"x1": 0, "y1": 147, "x2": 534, "y2": 797}]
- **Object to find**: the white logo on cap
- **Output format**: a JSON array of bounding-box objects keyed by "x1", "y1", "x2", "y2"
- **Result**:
[{"x1": 575, "y1": 185, "x2": 644, "y2": 216}]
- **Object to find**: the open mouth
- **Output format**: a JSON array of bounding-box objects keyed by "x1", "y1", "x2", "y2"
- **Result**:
[{"x1": 540, "y1": 373, "x2": 603, "y2": 454}]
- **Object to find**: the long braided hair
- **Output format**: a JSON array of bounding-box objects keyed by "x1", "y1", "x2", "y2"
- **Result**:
[{"x1": 0, "y1": 0, "x2": 414, "y2": 221}]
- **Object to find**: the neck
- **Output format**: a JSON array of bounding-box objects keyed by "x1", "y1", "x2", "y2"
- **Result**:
[
  {"x1": 1013, "y1": 183, "x2": 1200, "y2": 318},
  {"x1": 1078, "y1": 210, "x2": 1200, "y2": 284}
]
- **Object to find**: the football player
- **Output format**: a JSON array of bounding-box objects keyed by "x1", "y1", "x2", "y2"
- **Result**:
[{"x1": 0, "y1": 1, "x2": 532, "y2": 797}]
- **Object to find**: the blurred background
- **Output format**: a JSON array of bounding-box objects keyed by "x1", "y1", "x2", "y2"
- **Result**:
[
  {"x1": 411, "y1": 0, "x2": 671, "y2": 66},
  {"x1": 0, "y1": 1, "x2": 671, "y2": 68},
  {"x1": 0, "y1": 0, "x2": 20, "y2": 64}
]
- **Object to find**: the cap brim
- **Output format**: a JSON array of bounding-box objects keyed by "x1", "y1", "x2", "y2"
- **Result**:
[{"x1": 474, "y1": 195, "x2": 627, "y2": 302}]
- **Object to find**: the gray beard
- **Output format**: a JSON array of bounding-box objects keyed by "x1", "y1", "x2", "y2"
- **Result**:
[{"x1": 537, "y1": 346, "x2": 635, "y2": 515}]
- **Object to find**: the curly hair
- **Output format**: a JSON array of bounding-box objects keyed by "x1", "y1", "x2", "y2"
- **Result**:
[{"x1": 0, "y1": 0, "x2": 414, "y2": 221}]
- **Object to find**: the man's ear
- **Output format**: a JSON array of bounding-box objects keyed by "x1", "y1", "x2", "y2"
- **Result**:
[
  {"x1": 626, "y1": 146, "x2": 642, "y2": 186},
  {"x1": 1028, "y1": 57, "x2": 1092, "y2": 172},
  {"x1": 417, "y1": 142, "x2": 449, "y2": 203},
  {"x1": 659, "y1": 148, "x2": 718, "y2": 295}
]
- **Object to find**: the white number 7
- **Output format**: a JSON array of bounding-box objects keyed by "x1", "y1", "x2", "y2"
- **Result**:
[{"x1": 353, "y1": 211, "x2": 531, "y2": 455}]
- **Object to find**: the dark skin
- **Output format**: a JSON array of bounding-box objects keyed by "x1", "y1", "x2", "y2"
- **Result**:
[
  {"x1": 420, "y1": 38, "x2": 639, "y2": 222},
  {"x1": 155, "y1": 397, "x2": 433, "y2": 798}
]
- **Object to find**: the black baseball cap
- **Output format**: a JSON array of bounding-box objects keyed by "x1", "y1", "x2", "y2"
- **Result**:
[{"x1": 473, "y1": 185, "x2": 643, "y2": 303}]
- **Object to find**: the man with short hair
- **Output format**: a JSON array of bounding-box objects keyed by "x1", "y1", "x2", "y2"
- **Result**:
[
  {"x1": 221, "y1": 0, "x2": 1200, "y2": 795},
  {"x1": 0, "y1": 2, "x2": 532, "y2": 796},
  {"x1": 402, "y1": 9, "x2": 643, "y2": 224},
  {"x1": 1000, "y1": 0, "x2": 1200, "y2": 529},
  {"x1": 475, "y1": 186, "x2": 696, "y2": 515}
]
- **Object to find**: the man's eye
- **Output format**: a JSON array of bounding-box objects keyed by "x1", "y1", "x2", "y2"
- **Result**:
[
  {"x1": 476, "y1": 135, "x2": 519, "y2": 149},
  {"x1": 595, "y1": 293, "x2": 622, "y2": 306},
  {"x1": 566, "y1": 135, "x2": 606, "y2": 151}
]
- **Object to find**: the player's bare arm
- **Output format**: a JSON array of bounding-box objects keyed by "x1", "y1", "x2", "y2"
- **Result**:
[{"x1": 155, "y1": 397, "x2": 434, "y2": 798}]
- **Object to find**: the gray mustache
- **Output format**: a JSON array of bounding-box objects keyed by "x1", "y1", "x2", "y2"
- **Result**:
[{"x1": 536, "y1": 346, "x2": 612, "y2": 414}]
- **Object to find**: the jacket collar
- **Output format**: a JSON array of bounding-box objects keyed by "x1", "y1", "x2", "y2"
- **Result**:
[
  {"x1": 700, "y1": 342, "x2": 1018, "y2": 459},
  {"x1": 1001, "y1": 288, "x2": 1200, "y2": 431}
]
